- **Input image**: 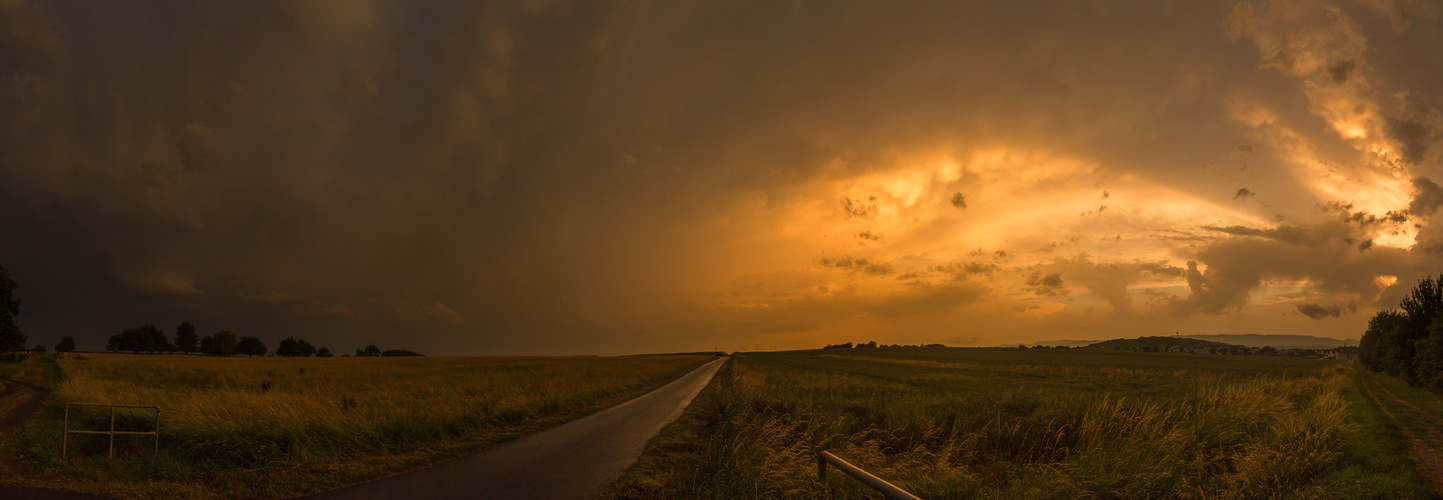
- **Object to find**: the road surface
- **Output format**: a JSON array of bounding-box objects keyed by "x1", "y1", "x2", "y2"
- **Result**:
[{"x1": 301, "y1": 355, "x2": 728, "y2": 500}]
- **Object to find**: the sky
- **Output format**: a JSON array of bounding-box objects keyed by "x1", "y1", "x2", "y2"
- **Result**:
[{"x1": 3, "y1": 0, "x2": 1443, "y2": 355}]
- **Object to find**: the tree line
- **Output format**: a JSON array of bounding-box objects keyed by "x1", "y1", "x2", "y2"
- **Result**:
[
  {"x1": 0, "y1": 264, "x2": 424, "y2": 358},
  {"x1": 102, "y1": 322, "x2": 323, "y2": 357},
  {"x1": 1360, "y1": 274, "x2": 1443, "y2": 391},
  {"x1": 99, "y1": 322, "x2": 421, "y2": 358}
]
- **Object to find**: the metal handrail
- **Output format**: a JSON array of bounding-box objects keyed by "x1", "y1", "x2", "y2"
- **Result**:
[
  {"x1": 817, "y1": 450, "x2": 922, "y2": 500},
  {"x1": 63, "y1": 402, "x2": 159, "y2": 459}
]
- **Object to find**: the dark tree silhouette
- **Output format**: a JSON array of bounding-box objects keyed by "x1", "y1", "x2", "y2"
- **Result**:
[
  {"x1": 381, "y1": 349, "x2": 423, "y2": 357},
  {"x1": 210, "y1": 331, "x2": 238, "y2": 357},
  {"x1": 237, "y1": 336, "x2": 267, "y2": 357},
  {"x1": 276, "y1": 337, "x2": 317, "y2": 357},
  {"x1": 1361, "y1": 310, "x2": 1408, "y2": 375},
  {"x1": 175, "y1": 322, "x2": 199, "y2": 354},
  {"x1": 107, "y1": 324, "x2": 172, "y2": 353},
  {"x1": 316, "y1": 347, "x2": 333, "y2": 357},
  {"x1": 55, "y1": 336, "x2": 75, "y2": 353},
  {"x1": 357, "y1": 345, "x2": 381, "y2": 357},
  {"x1": 0, "y1": 264, "x2": 26, "y2": 352},
  {"x1": 1361, "y1": 274, "x2": 1443, "y2": 392},
  {"x1": 148, "y1": 324, "x2": 174, "y2": 353}
]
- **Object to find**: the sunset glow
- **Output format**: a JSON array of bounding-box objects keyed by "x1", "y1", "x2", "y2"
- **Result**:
[{"x1": 2, "y1": 0, "x2": 1443, "y2": 354}]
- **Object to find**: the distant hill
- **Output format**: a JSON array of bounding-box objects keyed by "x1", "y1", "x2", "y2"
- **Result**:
[
  {"x1": 1085, "y1": 336, "x2": 1246, "y2": 351},
  {"x1": 1185, "y1": 334, "x2": 1352, "y2": 349},
  {"x1": 1024, "y1": 339, "x2": 1101, "y2": 347}
]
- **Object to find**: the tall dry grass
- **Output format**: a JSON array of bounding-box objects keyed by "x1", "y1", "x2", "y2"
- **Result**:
[
  {"x1": 14, "y1": 353, "x2": 710, "y2": 497},
  {"x1": 683, "y1": 352, "x2": 1351, "y2": 499}
]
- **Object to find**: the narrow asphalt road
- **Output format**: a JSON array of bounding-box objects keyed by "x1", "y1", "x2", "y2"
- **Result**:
[{"x1": 300, "y1": 355, "x2": 728, "y2": 500}]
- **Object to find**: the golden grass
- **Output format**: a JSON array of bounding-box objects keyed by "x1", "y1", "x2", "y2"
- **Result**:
[
  {"x1": 5, "y1": 352, "x2": 712, "y2": 499},
  {"x1": 606, "y1": 350, "x2": 1410, "y2": 499}
]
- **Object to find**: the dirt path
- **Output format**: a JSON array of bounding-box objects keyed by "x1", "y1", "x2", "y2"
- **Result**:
[
  {"x1": 0, "y1": 376, "x2": 52, "y2": 434},
  {"x1": 0, "y1": 366, "x2": 108, "y2": 500},
  {"x1": 0, "y1": 373, "x2": 53, "y2": 479},
  {"x1": 1361, "y1": 377, "x2": 1443, "y2": 495}
]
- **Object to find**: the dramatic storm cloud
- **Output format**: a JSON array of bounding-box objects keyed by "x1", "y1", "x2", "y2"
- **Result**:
[{"x1": 3, "y1": 0, "x2": 1443, "y2": 354}]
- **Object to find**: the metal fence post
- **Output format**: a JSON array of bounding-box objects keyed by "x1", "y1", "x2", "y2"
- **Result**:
[
  {"x1": 108, "y1": 406, "x2": 116, "y2": 458},
  {"x1": 62, "y1": 405, "x2": 69, "y2": 459},
  {"x1": 818, "y1": 452, "x2": 827, "y2": 483}
]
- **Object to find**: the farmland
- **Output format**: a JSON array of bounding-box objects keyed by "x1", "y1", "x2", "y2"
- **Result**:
[
  {"x1": 0, "y1": 352, "x2": 713, "y2": 499},
  {"x1": 606, "y1": 348, "x2": 1426, "y2": 499}
]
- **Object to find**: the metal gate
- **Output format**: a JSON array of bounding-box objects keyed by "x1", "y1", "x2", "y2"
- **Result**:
[{"x1": 63, "y1": 402, "x2": 159, "y2": 459}]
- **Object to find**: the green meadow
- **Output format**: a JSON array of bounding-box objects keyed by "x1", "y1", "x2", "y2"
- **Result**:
[
  {"x1": 606, "y1": 348, "x2": 1429, "y2": 499},
  {"x1": 0, "y1": 352, "x2": 712, "y2": 499}
]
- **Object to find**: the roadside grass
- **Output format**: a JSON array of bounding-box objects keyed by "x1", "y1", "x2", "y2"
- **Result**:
[
  {"x1": 2, "y1": 353, "x2": 713, "y2": 499},
  {"x1": 605, "y1": 348, "x2": 1426, "y2": 499},
  {"x1": 1317, "y1": 368, "x2": 1429, "y2": 498},
  {"x1": 1353, "y1": 368, "x2": 1443, "y2": 496},
  {"x1": 601, "y1": 360, "x2": 735, "y2": 499}
]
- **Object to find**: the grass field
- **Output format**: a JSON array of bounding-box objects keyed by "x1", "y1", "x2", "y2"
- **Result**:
[
  {"x1": 605, "y1": 348, "x2": 1429, "y2": 499},
  {"x1": 1354, "y1": 368, "x2": 1443, "y2": 491},
  {"x1": 0, "y1": 352, "x2": 714, "y2": 499}
]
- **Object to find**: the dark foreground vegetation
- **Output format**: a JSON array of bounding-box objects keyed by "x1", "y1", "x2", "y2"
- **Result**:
[{"x1": 605, "y1": 348, "x2": 1425, "y2": 499}]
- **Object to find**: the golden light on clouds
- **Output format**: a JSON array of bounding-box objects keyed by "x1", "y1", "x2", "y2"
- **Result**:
[{"x1": 2, "y1": 0, "x2": 1443, "y2": 354}]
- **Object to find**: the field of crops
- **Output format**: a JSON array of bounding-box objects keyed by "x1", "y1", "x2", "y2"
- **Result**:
[
  {"x1": 606, "y1": 348, "x2": 1426, "y2": 499},
  {"x1": 3, "y1": 353, "x2": 712, "y2": 499}
]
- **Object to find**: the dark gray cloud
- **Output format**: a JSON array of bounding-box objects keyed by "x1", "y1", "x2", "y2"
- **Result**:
[
  {"x1": 818, "y1": 257, "x2": 893, "y2": 276},
  {"x1": 951, "y1": 192, "x2": 967, "y2": 209},
  {"x1": 1235, "y1": 187, "x2": 1254, "y2": 200},
  {"x1": 1026, "y1": 272, "x2": 1066, "y2": 296},
  {"x1": 1411, "y1": 177, "x2": 1443, "y2": 217},
  {"x1": 841, "y1": 197, "x2": 878, "y2": 219},
  {"x1": 1384, "y1": 94, "x2": 1441, "y2": 165},
  {"x1": 1028, "y1": 272, "x2": 1064, "y2": 288},
  {"x1": 1171, "y1": 260, "x2": 1252, "y2": 315},
  {"x1": 1327, "y1": 60, "x2": 1355, "y2": 84},
  {"x1": 930, "y1": 261, "x2": 999, "y2": 280},
  {"x1": 1388, "y1": 116, "x2": 1435, "y2": 164},
  {"x1": 1025, "y1": 256, "x2": 1185, "y2": 314},
  {"x1": 1296, "y1": 302, "x2": 1357, "y2": 319},
  {"x1": 1175, "y1": 220, "x2": 1417, "y2": 316},
  {"x1": 1202, "y1": 224, "x2": 1337, "y2": 246}
]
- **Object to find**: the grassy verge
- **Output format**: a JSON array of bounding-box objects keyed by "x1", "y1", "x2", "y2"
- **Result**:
[
  {"x1": 606, "y1": 348, "x2": 1412, "y2": 499},
  {"x1": 601, "y1": 360, "x2": 734, "y2": 499},
  {"x1": 1306, "y1": 367, "x2": 1430, "y2": 499},
  {"x1": 1, "y1": 353, "x2": 713, "y2": 499}
]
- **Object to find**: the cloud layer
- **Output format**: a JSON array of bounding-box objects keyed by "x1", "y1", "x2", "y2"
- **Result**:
[{"x1": 2, "y1": 0, "x2": 1443, "y2": 353}]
